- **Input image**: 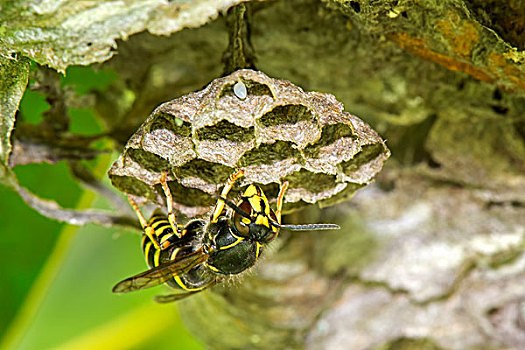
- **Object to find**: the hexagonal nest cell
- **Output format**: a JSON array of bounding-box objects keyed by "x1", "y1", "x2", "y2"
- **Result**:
[{"x1": 109, "y1": 69, "x2": 390, "y2": 218}]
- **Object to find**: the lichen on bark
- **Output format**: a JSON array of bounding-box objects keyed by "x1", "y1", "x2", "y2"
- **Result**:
[{"x1": 0, "y1": 57, "x2": 30, "y2": 187}]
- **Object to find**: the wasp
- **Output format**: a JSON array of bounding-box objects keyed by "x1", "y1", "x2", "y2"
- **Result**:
[{"x1": 112, "y1": 169, "x2": 340, "y2": 303}]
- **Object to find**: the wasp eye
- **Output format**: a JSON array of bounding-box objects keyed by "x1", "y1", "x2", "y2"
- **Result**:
[
  {"x1": 233, "y1": 213, "x2": 250, "y2": 236},
  {"x1": 233, "y1": 199, "x2": 252, "y2": 236}
]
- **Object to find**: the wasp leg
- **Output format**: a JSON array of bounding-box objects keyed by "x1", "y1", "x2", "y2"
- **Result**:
[
  {"x1": 154, "y1": 278, "x2": 217, "y2": 303},
  {"x1": 210, "y1": 169, "x2": 244, "y2": 223},
  {"x1": 154, "y1": 291, "x2": 200, "y2": 303},
  {"x1": 159, "y1": 172, "x2": 182, "y2": 240},
  {"x1": 276, "y1": 181, "x2": 289, "y2": 225},
  {"x1": 127, "y1": 195, "x2": 161, "y2": 250}
]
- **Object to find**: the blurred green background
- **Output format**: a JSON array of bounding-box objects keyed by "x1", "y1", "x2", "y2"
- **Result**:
[{"x1": 0, "y1": 66, "x2": 203, "y2": 350}]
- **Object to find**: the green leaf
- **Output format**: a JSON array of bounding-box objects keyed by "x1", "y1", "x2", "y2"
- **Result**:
[{"x1": 0, "y1": 157, "x2": 202, "y2": 350}]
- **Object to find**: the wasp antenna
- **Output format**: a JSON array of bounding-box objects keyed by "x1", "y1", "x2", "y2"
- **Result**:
[
  {"x1": 279, "y1": 223, "x2": 340, "y2": 231},
  {"x1": 268, "y1": 218, "x2": 339, "y2": 231},
  {"x1": 214, "y1": 195, "x2": 251, "y2": 219}
]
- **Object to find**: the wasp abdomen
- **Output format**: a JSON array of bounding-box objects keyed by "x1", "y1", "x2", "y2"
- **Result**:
[{"x1": 142, "y1": 216, "x2": 212, "y2": 291}]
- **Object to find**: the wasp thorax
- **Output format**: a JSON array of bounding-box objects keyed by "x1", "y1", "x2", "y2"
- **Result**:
[{"x1": 109, "y1": 69, "x2": 389, "y2": 219}]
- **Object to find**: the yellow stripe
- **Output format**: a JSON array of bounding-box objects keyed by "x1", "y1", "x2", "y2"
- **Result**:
[
  {"x1": 151, "y1": 219, "x2": 169, "y2": 230},
  {"x1": 219, "y1": 230, "x2": 244, "y2": 250},
  {"x1": 148, "y1": 215, "x2": 163, "y2": 223},
  {"x1": 220, "y1": 237, "x2": 244, "y2": 250},
  {"x1": 157, "y1": 228, "x2": 173, "y2": 242},
  {"x1": 173, "y1": 275, "x2": 207, "y2": 292},
  {"x1": 153, "y1": 225, "x2": 170, "y2": 235},
  {"x1": 171, "y1": 249, "x2": 207, "y2": 291},
  {"x1": 243, "y1": 185, "x2": 258, "y2": 197},
  {"x1": 154, "y1": 247, "x2": 161, "y2": 267},
  {"x1": 207, "y1": 263, "x2": 220, "y2": 273},
  {"x1": 170, "y1": 248, "x2": 180, "y2": 260},
  {"x1": 255, "y1": 215, "x2": 269, "y2": 227},
  {"x1": 144, "y1": 242, "x2": 153, "y2": 267},
  {"x1": 249, "y1": 196, "x2": 262, "y2": 212},
  {"x1": 256, "y1": 242, "x2": 262, "y2": 259},
  {"x1": 244, "y1": 185, "x2": 271, "y2": 213}
]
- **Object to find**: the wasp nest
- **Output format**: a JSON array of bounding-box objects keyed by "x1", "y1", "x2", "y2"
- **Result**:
[{"x1": 109, "y1": 69, "x2": 389, "y2": 218}]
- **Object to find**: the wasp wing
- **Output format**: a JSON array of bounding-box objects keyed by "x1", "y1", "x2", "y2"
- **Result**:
[{"x1": 112, "y1": 248, "x2": 208, "y2": 294}]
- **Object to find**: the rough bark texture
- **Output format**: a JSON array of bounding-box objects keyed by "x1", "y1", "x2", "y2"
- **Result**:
[
  {"x1": 0, "y1": 0, "x2": 245, "y2": 72},
  {"x1": 1, "y1": 0, "x2": 525, "y2": 349}
]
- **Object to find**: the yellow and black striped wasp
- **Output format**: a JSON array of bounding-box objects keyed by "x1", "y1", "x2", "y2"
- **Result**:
[{"x1": 112, "y1": 169, "x2": 340, "y2": 303}]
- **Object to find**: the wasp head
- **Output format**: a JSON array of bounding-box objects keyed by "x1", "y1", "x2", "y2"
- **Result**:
[
  {"x1": 227, "y1": 185, "x2": 279, "y2": 243},
  {"x1": 218, "y1": 184, "x2": 340, "y2": 243}
]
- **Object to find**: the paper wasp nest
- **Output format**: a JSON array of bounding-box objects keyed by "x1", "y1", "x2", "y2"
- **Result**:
[{"x1": 109, "y1": 70, "x2": 389, "y2": 217}]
